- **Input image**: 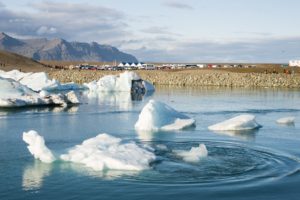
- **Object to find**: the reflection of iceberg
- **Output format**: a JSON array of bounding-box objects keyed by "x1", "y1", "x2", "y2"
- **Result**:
[
  {"x1": 174, "y1": 144, "x2": 208, "y2": 163},
  {"x1": 276, "y1": 117, "x2": 295, "y2": 125},
  {"x1": 135, "y1": 100, "x2": 196, "y2": 132},
  {"x1": 0, "y1": 77, "x2": 80, "y2": 108},
  {"x1": 23, "y1": 130, "x2": 156, "y2": 171},
  {"x1": 210, "y1": 129, "x2": 258, "y2": 141},
  {"x1": 0, "y1": 69, "x2": 83, "y2": 92},
  {"x1": 60, "y1": 162, "x2": 139, "y2": 180},
  {"x1": 85, "y1": 91, "x2": 133, "y2": 110},
  {"x1": 22, "y1": 161, "x2": 52, "y2": 191},
  {"x1": 136, "y1": 129, "x2": 176, "y2": 141},
  {"x1": 208, "y1": 114, "x2": 261, "y2": 131}
]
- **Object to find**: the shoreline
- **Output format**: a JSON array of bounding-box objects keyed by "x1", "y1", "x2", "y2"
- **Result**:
[{"x1": 48, "y1": 69, "x2": 300, "y2": 88}]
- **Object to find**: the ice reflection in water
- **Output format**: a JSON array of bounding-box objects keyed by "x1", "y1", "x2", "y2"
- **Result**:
[
  {"x1": 22, "y1": 161, "x2": 52, "y2": 191},
  {"x1": 209, "y1": 129, "x2": 259, "y2": 141}
]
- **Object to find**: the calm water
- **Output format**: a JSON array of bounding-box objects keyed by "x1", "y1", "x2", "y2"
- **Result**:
[{"x1": 0, "y1": 86, "x2": 300, "y2": 200}]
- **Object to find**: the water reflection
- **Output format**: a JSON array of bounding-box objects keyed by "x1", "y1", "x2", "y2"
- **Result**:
[
  {"x1": 60, "y1": 162, "x2": 139, "y2": 180},
  {"x1": 0, "y1": 105, "x2": 79, "y2": 116},
  {"x1": 84, "y1": 90, "x2": 154, "y2": 110},
  {"x1": 22, "y1": 161, "x2": 52, "y2": 191},
  {"x1": 209, "y1": 129, "x2": 258, "y2": 141},
  {"x1": 136, "y1": 130, "x2": 177, "y2": 142}
]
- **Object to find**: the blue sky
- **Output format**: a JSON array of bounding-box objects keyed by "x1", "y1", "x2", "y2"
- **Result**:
[{"x1": 1, "y1": 0, "x2": 300, "y2": 62}]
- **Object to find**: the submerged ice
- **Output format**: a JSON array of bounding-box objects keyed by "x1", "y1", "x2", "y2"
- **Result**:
[
  {"x1": 23, "y1": 131, "x2": 155, "y2": 171},
  {"x1": 135, "y1": 100, "x2": 195, "y2": 131},
  {"x1": 208, "y1": 114, "x2": 261, "y2": 131},
  {"x1": 174, "y1": 144, "x2": 208, "y2": 163},
  {"x1": 276, "y1": 117, "x2": 295, "y2": 124}
]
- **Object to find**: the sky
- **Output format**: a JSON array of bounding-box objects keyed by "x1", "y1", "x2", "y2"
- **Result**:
[{"x1": 1, "y1": 0, "x2": 300, "y2": 63}]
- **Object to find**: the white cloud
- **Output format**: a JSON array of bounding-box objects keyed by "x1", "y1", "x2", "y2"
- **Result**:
[{"x1": 36, "y1": 26, "x2": 57, "y2": 35}]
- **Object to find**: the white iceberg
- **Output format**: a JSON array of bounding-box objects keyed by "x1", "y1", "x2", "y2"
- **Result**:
[
  {"x1": 0, "y1": 69, "x2": 82, "y2": 92},
  {"x1": 84, "y1": 71, "x2": 154, "y2": 92},
  {"x1": 276, "y1": 117, "x2": 295, "y2": 124},
  {"x1": 208, "y1": 114, "x2": 261, "y2": 131},
  {"x1": 135, "y1": 100, "x2": 195, "y2": 131},
  {"x1": 174, "y1": 144, "x2": 208, "y2": 163},
  {"x1": 60, "y1": 133, "x2": 155, "y2": 171},
  {"x1": 0, "y1": 77, "x2": 80, "y2": 107},
  {"x1": 23, "y1": 130, "x2": 56, "y2": 163},
  {"x1": 23, "y1": 130, "x2": 156, "y2": 171}
]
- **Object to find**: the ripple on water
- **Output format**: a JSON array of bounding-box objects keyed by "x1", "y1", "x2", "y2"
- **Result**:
[{"x1": 117, "y1": 141, "x2": 300, "y2": 187}]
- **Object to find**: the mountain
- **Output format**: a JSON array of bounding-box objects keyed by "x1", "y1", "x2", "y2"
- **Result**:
[
  {"x1": 0, "y1": 50, "x2": 48, "y2": 72},
  {"x1": 0, "y1": 32, "x2": 138, "y2": 62}
]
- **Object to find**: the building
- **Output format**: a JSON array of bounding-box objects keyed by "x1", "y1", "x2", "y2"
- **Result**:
[{"x1": 289, "y1": 60, "x2": 300, "y2": 67}]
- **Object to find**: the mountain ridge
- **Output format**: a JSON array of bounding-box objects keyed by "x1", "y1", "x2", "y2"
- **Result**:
[{"x1": 0, "y1": 32, "x2": 137, "y2": 62}]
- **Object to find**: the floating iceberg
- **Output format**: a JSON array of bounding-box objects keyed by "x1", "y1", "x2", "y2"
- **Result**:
[
  {"x1": 135, "y1": 100, "x2": 195, "y2": 131},
  {"x1": 174, "y1": 144, "x2": 208, "y2": 163},
  {"x1": 0, "y1": 77, "x2": 80, "y2": 107},
  {"x1": 60, "y1": 133, "x2": 155, "y2": 171},
  {"x1": 0, "y1": 70, "x2": 82, "y2": 92},
  {"x1": 84, "y1": 71, "x2": 155, "y2": 93},
  {"x1": 208, "y1": 114, "x2": 261, "y2": 131},
  {"x1": 276, "y1": 117, "x2": 295, "y2": 125},
  {"x1": 23, "y1": 130, "x2": 156, "y2": 171},
  {"x1": 23, "y1": 130, "x2": 56, "y2": 163}
]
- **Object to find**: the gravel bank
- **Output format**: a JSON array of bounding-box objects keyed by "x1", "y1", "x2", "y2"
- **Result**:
[{"x1": 49, "y1": 69, "x2": 300, "y2": 88}]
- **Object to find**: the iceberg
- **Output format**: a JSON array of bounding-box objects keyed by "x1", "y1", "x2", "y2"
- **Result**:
[
  {"x1": 0, "y1": 77, "x2": 80, "y2": 107},
  {"x1": 208, "y1": 114, "x2": 261, "y2": 131},
  {"x1": 135, "y1": 100, "x2": 195, "y2": 131},
  {"x1": 84, "y1": 71, "x2": 155, "y2": 93},
  {"x1": 0, "y1": 69, "x2": 82, "y2": 92},
  {"x1": 23, "y1": 130, "x2": 156, "y2": 171},
  {"x1": 23, "y1": 130, "x2": 56, "y2": 163},
  {"x1": 60, "y1": 133, "x2": 155, "y2": 171},
  {"x1": 174, "y1": 144, "x2": 208, "y2": 163},
  {"x1": 276, "y1": 117, "x2": 295, "y2": 125}
]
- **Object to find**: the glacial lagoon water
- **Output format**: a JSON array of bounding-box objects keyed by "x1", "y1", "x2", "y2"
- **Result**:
[{"x1": 0, "y1": 86, "x2": 300, "y2": 200}]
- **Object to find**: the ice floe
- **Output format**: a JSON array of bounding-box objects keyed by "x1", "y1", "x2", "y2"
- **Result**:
[
  {"x1": 23, "y1": 130, "x2": 56, "y2": 163},
  {"x1": 60, "y1": 133, "x2": 155, "y2": 171},
  {"x1": 174, "y1": 144, "x2": 208, "y2": 163},
  {"x1": 276, "y1": 117, "x2": 295, "y2": 125},
  {"x1": 84, "y1": 71, "x2": 154, "y2": 93},
  {"x1": 23, "y1": 130, "x2": 156, "y2": 171},
  {"x1": 0, "y1": 70, "x2": 82, "y2": 92},
  {"x1": 208, "y1": 114, "x2": 261, "y2": 131},
  {"x1": 135, "y1": 100, "x2": 195, "y2": 131},
  {"x1": 0, "y1": 77, "x2": 80, "y2": 107}
]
